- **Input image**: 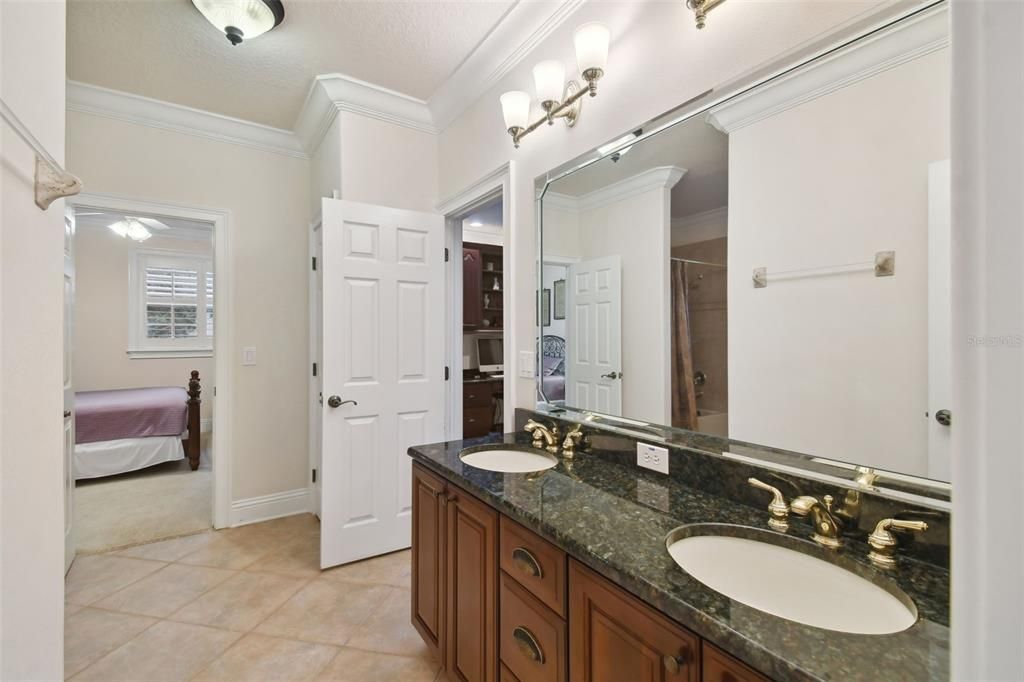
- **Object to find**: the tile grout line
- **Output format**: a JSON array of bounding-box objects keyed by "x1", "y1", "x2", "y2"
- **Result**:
[{"x1": 66, "y1": 557, "x2": 171, "y2": 609}]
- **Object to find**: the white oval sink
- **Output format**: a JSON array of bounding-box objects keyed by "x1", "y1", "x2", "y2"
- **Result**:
[
  {"x1": 667, "y1": 527, "x2": 917, "y2": 635},
  {"x1": 460, "y1": 447, "x2": 558, "y2": 473}
]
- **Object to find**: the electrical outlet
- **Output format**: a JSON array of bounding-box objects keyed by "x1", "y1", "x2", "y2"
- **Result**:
[
  {"x1": 518, "y1": 350, "x2": 535, "y2": 378},
  {"x1": 636, "y1": 442, "x2": 669, "y2": 475}
]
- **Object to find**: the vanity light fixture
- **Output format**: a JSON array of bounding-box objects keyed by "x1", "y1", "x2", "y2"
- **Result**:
[
  {"x1": 192, "y1": 0, "x2": 285, "y2": 45},
  {"x1": 686, "y1": 0, "x2": 726, "y2": 30},
  {"x1": 500, "y1": 22, "x2": 610, "y2": 148}
]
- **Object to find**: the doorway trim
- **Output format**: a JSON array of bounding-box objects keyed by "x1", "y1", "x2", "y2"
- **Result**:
[
  {"x1": 67, "y1": 192, "x2": 233, "y2": 528},
  {"x1": 437, "y1": 161, "x2": 515, "y2": 437}
]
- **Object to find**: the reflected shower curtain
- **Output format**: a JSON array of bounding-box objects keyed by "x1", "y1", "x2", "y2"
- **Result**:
[{"x1": 671, "y1": 261, "x2": 698, "y2": 430}]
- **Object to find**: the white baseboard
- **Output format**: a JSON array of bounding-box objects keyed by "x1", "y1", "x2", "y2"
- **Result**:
[{"x1": 230, "y1": 488, "x2": 311, "y2": 527}]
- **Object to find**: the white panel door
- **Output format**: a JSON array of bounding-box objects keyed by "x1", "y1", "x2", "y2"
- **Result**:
[
  {"x1": 320, "y1": 199, "x2": 445, "y2": 568},
  {"x1": 927, "y1": 160, "x2": 952, "y2": 480},
  {"x1": 64, "y1": 207, "x2": 76, "y2": 572},
  {"x1": 565, "y1": 256, "x2": 622, "y2": 414}
]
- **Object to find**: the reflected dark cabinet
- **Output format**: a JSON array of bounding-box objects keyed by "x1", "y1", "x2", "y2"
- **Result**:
[
  {"x1": 464, "y1": 248, "x2": 483, "y2": 328},
  {"x1": 464, "y1": 242, "x2": 503, "y2": 330}
]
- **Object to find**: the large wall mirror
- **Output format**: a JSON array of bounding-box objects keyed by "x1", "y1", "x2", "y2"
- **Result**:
[{"x1": 537, "y1": 2, "x2": 951, "y2": 491}]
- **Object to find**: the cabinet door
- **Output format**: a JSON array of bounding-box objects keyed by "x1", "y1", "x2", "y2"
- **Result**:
[
  {"x1": 701, "y1": 642, "x2": 770, "y2": 682},
  {"x1": 569, "y1": 560, "x2": 699, "y2": 682},
  {"x1": 464, "y1": 248, "x2": 483, "y2": 328},
  {"x1": 412, "y1": 464, "x2": 447, "y2": 664},
  {"x1": 447, "y1": 487, "x2": 499, "y2": 682}
]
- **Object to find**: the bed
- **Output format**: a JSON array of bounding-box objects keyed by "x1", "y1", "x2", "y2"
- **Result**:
[
  {"x1": 74, "y1": 371, "x2": 202, "y2": 479},
  {"x1": 541, "y1": 335, "x2": 566, "y2": 402}
]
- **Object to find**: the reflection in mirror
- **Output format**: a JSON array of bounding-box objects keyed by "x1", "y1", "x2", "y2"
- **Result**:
[{"x1": 538, "y1": 5, "x2": 950, "y2": 485}]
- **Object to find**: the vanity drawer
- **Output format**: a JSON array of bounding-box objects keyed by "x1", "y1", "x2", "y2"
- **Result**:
[
  {"x1": 464, "y1": 384, "x2": 495, "y2": 407},
  {"x1": 500, "y1": 516, "x2": 567, "y2": 617},
  {"x1": 702, "y1": 642, "x2": 770, "y2": 682},
  {"x1": 499, "y1": 573, "x2": 567, "y2": 682}
]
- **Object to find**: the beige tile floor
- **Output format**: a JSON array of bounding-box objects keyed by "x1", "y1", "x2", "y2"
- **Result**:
[{"x1": 65, "y1": 514, "x2": 441, "y2": 681}]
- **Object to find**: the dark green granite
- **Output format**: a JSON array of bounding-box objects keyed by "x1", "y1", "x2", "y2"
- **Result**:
[{"x1": 407, "y1": 431, "x2": 949, "y2": 682}]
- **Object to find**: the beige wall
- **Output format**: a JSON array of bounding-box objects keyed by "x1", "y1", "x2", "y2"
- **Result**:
[
  {"x1": 67, "y1": 112, "x2": 311, "y2": 501},
  {"x1": 437, "y1": 0, "x2": 903, "y2": 419},
  {"x1": 0, "y1": 1, "x2": 67, "y2": 678},
  {"x1": 73, "y1": 229, "x2": 214, "y2": 420},
  {"x1": 727, "y1": 49, "x2": 949, "y2": 475}
]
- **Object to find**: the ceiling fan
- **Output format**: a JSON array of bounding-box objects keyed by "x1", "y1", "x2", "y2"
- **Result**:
[{"x1": 77, "y1": 213, "x2": 173, "y2": 242}]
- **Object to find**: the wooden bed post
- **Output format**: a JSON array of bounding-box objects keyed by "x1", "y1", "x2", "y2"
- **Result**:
[{"x1": 184, "y1": 370, "x2": 202, "y2": 470}]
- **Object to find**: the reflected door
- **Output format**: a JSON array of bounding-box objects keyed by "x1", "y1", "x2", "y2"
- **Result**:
[
  {"x1": 64, "y1": 207, "x2": 76, "y2": 572},
  {"x1": 566, "y1": 256, "x2": 622, "y2": 414},
  {"x1": 927, "y1": 160, "x2": 952, "y2": 480},
  {"x1": 320, "y1": 199, "x2": 446, "y2": 568}
]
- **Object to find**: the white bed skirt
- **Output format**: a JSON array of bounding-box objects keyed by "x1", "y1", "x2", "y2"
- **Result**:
[{"x1": 75, "y1": 434, "x2": 185, "y2": 480}]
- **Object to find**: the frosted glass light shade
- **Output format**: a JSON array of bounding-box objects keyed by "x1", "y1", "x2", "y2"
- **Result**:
[
  {"x1": 108, "y1": 218, "x2": 152, "y2": 242},
  {"x1": 192, "y1": 0, "x2": 285, "y2": 45},
  {"x1": 574, "y1": 22, "x2": 610, "y2": 73},
  {"x1": 533, "y1": 60, "x2": 566, "y2": 104},
  {"x1": 500, "y1": 91, "x2": 531, "y2": 130}
]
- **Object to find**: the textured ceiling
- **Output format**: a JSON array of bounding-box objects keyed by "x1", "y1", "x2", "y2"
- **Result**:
[
  {"x1": 549, "y1": 116, "x2": 728, "y2": 219},
  {"x1": 68, "y1": 0, "x2": 516, "y2": 129}
]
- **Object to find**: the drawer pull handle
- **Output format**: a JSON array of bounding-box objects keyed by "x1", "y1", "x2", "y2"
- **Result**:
[
  {"x1": 513, "y1": 626, "x2": 545, "y2": 664},
  {"x1": 512, "y1": 547, "x2": 543, "y2": 578}
]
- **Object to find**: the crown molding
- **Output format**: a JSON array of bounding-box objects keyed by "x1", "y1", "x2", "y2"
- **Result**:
[
  {"x1": 294, "y1": 73, "x2": 437, "y2": 152},
  {"x1": 539, "y1": 191, "x2": 580, "y2": 212},
  {"x1": 577, "y1": 166, "x2": 687, "y2": 212},
  {"x1": 66, "y1": 81, "x2": 307, "y2": 159},
  {"x1": 429, "y1": 0, "x2": 587, "y2": 132},
  {"x1": 706, "y1": 4, "x2": 949, "y2": 134},
  {"x1": 671, "y1": 206, "x2": 728, "y2": 246}
]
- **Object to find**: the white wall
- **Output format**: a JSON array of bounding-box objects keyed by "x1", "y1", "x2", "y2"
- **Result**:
[
  {"x1": 0, "y1": 1, "x2": 67, "y2": 678},
  {"x1": 73, "y1": 229, "x2": 215, "y2": 421},
  {"x1": 437, "y1": 0, "x2": 908, "y2": 420},
  {"x1": 310, "y1": 116, "x2": 341, "y2": 218},
  {"x1": 726, "y1": 48, "x2": 948, "y2": 475},
  {"x1": 951, "y1": 0, "x2": 1024, "y2": 677},
  {"x1": 66, "y1": 112, "x2": 311, "y2": 502},
  {"x1": 338, "y1": 112, "x2": 438, "y2": 213}
]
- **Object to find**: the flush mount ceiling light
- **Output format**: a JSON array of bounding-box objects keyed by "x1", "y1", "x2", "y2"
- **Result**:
[
  {"x1": 499, "y1": 22, "x2": 610, "y2": 149},
  {"x1": 192, "y1": 0, "x2": 285, "y2": 45},
  {"x1": 108, "y1": 217, "x2": 153, "y2": 242},
  {"x1": 686, "y1": 0, "x2": 726, "y2": 30}
]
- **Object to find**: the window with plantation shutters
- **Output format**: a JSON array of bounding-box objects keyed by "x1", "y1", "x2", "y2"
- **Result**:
[{"x1": 129, "y1": 249, "x2": 214, "y2": 356}]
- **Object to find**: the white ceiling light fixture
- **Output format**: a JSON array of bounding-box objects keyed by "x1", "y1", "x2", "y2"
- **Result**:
[
  {"x1": 191, "y1": 0, "x2": 285, "y2": 46},
  {"x1": 499, "y1": 22, "x2": 610, "y2": 148},
  {"x1": 108, "y1": 218, "x2": 153, "y2": 242},
  {"x1": 468, "y1": 220, "x2": 484, "y2": 227}
]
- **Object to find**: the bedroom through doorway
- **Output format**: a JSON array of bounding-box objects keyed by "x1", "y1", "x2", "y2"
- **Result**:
[{"x1": 69, "y1": 203, "x2": 216, "y2": 554}]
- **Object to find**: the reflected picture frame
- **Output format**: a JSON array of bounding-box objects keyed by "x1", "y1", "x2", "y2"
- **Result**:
[{"x1": 553, "y1": 279, "x2": 566, "y2": 320}]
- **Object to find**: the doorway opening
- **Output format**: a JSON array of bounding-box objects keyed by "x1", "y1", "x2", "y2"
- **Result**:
[
  {"x1": 67, "y1": 200, "x2": 222, "y2": 556},
  {"x1": 449, "y1": 195, "x2": 506, "y2": 440}
]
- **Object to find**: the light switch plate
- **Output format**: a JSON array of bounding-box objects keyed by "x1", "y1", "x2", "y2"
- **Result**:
[
  {"x1": 242, "y1": 346, "x2": 257, "y2": 366},
  {"x1": 518, "y1": 350, "x2": 535, "y2": 378},
  {"x1": 637, "y1": 442, "x2": 669, "y2": 475}
]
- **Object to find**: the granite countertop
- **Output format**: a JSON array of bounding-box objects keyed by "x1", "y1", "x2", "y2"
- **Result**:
[{"x1": 408, "y1": 432, "x2": 949, "y2": 682}]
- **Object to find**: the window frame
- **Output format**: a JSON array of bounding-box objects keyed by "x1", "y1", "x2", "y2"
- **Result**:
[{"x1": 128, "y1": 246, "x2": 214, "y2": 359}]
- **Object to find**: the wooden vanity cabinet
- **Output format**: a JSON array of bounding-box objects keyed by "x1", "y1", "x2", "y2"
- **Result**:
[
  {"x1": 568, "y1": 560, "x2": 699, "y2": 682},
  {"x1": 701, "y1": 642, "x2": 770, "y2": 682},
  {"x1": 412, "y1": 463, "x2": 498, "y2": 682}
]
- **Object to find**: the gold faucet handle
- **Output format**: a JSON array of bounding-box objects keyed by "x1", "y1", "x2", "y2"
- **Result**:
[
  {"x1": 867, "y1": 518, "x2": 928, "y2": 568},
  {"x1": 561, "y1": 424, "x2": 587, "y2": 458},
  {"x1": 748, "y1": 478, "x2": 789, "y2": 532}
]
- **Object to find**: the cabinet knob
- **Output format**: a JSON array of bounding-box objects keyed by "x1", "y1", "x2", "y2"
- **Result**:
[
  {"x1": 513, "y1": 626, "x2": 545, "y2": 664},
  {"x1": 511, "y1": 547, "x2": 543, "y2": 579},
  {"x1": 662, "y1": 648, "x2": 689, "y2": 675}
]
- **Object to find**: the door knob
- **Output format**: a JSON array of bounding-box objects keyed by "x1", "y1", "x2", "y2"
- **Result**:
[
  {"x1": 935, "y1": 409, "x2": 951, "y2": 426},
  {"x1": 327, "y1": 396, "x2": 357, "y2": 408},
  {"x1": 600, "y1": 371, "x2": 622, "y2": 380}
]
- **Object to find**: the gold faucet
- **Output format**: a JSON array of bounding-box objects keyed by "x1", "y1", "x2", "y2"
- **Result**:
[
  {"x1": 867, "y1": 518, "x2": 928, "y2": 568},
  {"x1": 748, "y1": 478, "x2": 790, "y2": 532},
  {"x1": 790, "y1": 494, "x2": 844, "y2": 549},
  {"x1": 561, "y1": 424, "x2": 587, "y2": 459},
  {"x1": 524, "y1": 420, "x2": 560, "y2": 454}
]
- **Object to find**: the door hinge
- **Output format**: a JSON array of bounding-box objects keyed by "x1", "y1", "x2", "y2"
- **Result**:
[
  {"x1": 312, "y1": 256, "x2": 317, "y2": 271},
  {"x1": 213, "y1": 386, "x2": 217, "y2": 397},
  {"x1": 444, "y1": 247, "x2": 449, "y2": 263},
  {"x1": 312, "y1": 468, "x2": 317, "y2": 483},
  {"x1": 312, "y1": 362, "x2": 318, "y2": 377},
  {"x1": 444, "y1": 366, "x2": 450, "y2": 381}
]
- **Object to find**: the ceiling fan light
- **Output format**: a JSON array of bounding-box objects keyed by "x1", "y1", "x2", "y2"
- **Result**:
[
  {"x1": 108, "y1": 220, "x2": 129, "y2": 238},
  {"x1": 125, "y1": 219, "x2": 153, "y2": 242},
  {"x1": 191, "y1": 0, "x2": 285, "y2": 45}
]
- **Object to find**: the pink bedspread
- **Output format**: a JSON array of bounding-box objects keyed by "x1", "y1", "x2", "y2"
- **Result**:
[{"x1": 75, "y1": 387, "x2": 188, "y2": 444}]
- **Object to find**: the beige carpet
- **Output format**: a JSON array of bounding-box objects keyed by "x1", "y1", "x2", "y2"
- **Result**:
[{"x1": 75, "y1": 446, "x2": 212, "y2": 554}]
